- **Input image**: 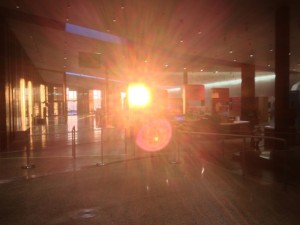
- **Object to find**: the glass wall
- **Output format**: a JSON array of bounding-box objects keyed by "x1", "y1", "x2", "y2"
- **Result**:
[
  {"x1": 67, "y1": 89, "x2": 77, "y2": 115},
  {"x1": 0, "y1": 18, "x2": 46, "y2": 150}
]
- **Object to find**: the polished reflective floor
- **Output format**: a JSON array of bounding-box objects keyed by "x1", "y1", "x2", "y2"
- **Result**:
[{"x1": 0, "y1": 115, "x2": 300, "y2": 225}]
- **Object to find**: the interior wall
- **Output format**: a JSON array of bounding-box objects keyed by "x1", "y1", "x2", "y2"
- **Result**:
[{"x1": 0, "y1": 17, "x2": 44, "y2": 150}]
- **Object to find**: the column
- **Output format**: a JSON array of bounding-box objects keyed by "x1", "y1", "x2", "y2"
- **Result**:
[
  {"x1": 0, "y1": 20, "x2": 7, "y2": 150},
  {"x1": 241, "y1": 63, "x2": 256, "y2": 128},
  {"x1": 47, "y1": 85, "x2": 54, "y2": 116},
  {"x1": 62, "y1": 72, "x2": 67, "y2": 122},
  {"x1": 274, "y1": 5, "x2": 290, "y2": 134},
  {"x1": 182, "y1": 70, "x2": 188, "y2": 115},
  {"x1": 77, "y1": 88, "x2": 89, "y2": 115}
]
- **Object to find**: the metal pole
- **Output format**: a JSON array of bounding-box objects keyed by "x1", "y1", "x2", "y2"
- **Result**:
[
  {"x1": 221, "y1": 137, "x2": 225, "y2": 158},
  {"x1": 96, "y1": 126, "x2": 105, "y2": 166},
  {"x1": 124, "y1": 127, "x2": 127, "y2": 155},
  {"x1": 22, "y1": 128, "x2": 35, "y2": 169},
  {"x1": 242, "y1": 137, "x2": 246, "y2": 177},
  {"x1": 170, "y1": 130, "x2": 180, "y2": 164},
  {"x1": 283, "y1": 140, "x2": 288, "y2": 191},
  {"x1": 72, "y1": 126, "x2": 76, "y2": 159}
]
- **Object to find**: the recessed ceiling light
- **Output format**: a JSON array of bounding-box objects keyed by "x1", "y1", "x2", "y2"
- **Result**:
[
  {"x1": 16, "y1": 5, "x2": 20, "y2": 9},
  {"x1": 180, "y1": 40, "x2": 184, "y2": 43},
  {"x1": 233, "y1": 59, "x2": 237, "y2": 62},
  {"x1": 200, "y1": 69, "x2": 204, "y2": 72},
  {"x1": 289, "y1": 52, "x2": 291, "y2": 56},
  {"x1": 113, "y1": 19, "x2": 116, "y2": 22},
  {"x1": 165, "y1": 64, "x2": 168, "y2": 67},
  {"x1": 250, "y1": 54, "x2": 254, "y2": 58},
  {"x1": 229, "y1": 50, "x2": 233, "y2": 54},
  {"x1": 183, "y1": 67, "x2": 187, "y2": 70},
  {"x1": 269, "y1": 48, "x2": 273, "y2": 52},
  {"x1": 96, "y1": 52, "x2": 102, "y2": 55},
  {"x1": 198, "y1": 31, "x2": 202, "y2": 35},
  {"x1": 268, "y1": 64, "x2": 271, "y2": 67}
]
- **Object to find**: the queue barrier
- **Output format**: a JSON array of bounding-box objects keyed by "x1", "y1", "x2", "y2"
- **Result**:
[
  {"x1": 21, "y1": 128, "x2": 35, "y2": 169},
  {"x1": 0, "y1": 124, "x2": 294, "y2": 191}
]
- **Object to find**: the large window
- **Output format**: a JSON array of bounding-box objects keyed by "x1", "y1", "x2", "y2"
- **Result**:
[
  {"x1": 67, "y1": 89, "x2": 77, "y2": 115},
  {"x1": 93, "y1": 90, "x2": 101, "y2": 111}
]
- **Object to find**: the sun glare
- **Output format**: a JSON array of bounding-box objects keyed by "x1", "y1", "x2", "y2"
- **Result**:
[{"x1": 128, "y1": 83, "x2": 151, "y2": 108}]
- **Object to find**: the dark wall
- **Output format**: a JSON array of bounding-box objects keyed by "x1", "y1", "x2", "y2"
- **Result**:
[{"x1": 0, "y1": 17, "x2": 43, "y2": 150}]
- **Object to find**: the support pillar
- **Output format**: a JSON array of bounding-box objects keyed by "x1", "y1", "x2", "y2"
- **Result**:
[
  {"x1": 182, "y1": 70, "x2": 188, "y2": 115},
  {"x1": 62, "y1": 72, "x2": 67, "y2": 123},
  {"x1": 47, "y1": 85, "x2": 54, "y2": 116},
  {"x1": 77, "y1": 88, "x2": 89, "y2": 115},
  {"x1": 0, "y1": 20, "x2": 7, "y2": 150},
  {"x1": 103, "y1": 67, "x2": 109, "y2": 127},
  {"x1": 275, "y1": 5, "x2": 290, "y2": 135},
  {"x1": 241, "y1": 63, "x2": 256, "y2": 128}
]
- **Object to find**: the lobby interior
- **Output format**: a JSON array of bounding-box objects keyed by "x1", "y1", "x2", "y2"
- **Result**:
[{"x1": 1, "y1": 0, "x2": 300, "y2": 224}]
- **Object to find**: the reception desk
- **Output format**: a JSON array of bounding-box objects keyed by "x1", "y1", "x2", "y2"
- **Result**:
[
  {"x1": 219, "y1": 121, "x2": 251, "y2": 134},
  {"x1": 173, "y1": 118, "x2": 251, "y2": 135}
]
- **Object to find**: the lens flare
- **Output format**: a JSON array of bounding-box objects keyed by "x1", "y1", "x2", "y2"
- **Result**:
[
  {"x1": 128, "y1": 84, "x2": 151, "y2": 108},
  {"x1": 136, "y1": 118, "x2": 172, "y2": 152}
]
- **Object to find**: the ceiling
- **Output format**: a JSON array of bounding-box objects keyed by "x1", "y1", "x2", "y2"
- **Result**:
[{"x1": 1, "y1": 0, "x2": 300, "y2": 89}]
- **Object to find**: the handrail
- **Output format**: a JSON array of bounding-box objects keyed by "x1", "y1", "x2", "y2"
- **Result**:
[{"x1": 178, "y1": 130, "x2": 287, "y2": 142}]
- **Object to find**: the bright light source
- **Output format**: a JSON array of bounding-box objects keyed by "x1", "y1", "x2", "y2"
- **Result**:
[{"x1": 128, "y1": 83, "x2": 151, "y2": 108}]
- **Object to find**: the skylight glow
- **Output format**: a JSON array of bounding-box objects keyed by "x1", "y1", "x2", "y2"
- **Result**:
[
  {"x1": 66, "y1": 71, "x2": 126, "y2": 83},
  {"x1": 204, "y1": 74, "x2": 275, "y2": 87},
  {"x1": 65, "y1": 23, "x2": 126, "y2": 44}
]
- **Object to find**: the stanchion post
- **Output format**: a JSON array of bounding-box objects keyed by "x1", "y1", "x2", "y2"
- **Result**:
[
  {"x1": 72, "y1": 126, "x2": 76, "y2": 159},
  {"x1": 170, "y1": 130, "x2": 180, "y2": 164},
  {"x1": 242, "y1": 137, "x2": 246, "y2": 177},
  {"x1": 124, "y1": 127, "x2": 127, "y2": 155},
  {"x1": 21, "y1": 128, "x2": 35, "y2": 169},
  {"x1": 96, "y1": 126, "x2": 105, "y2": 166},
  {"x1": 283, "y1": 140, "x2": 288, "y2": 191}
]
